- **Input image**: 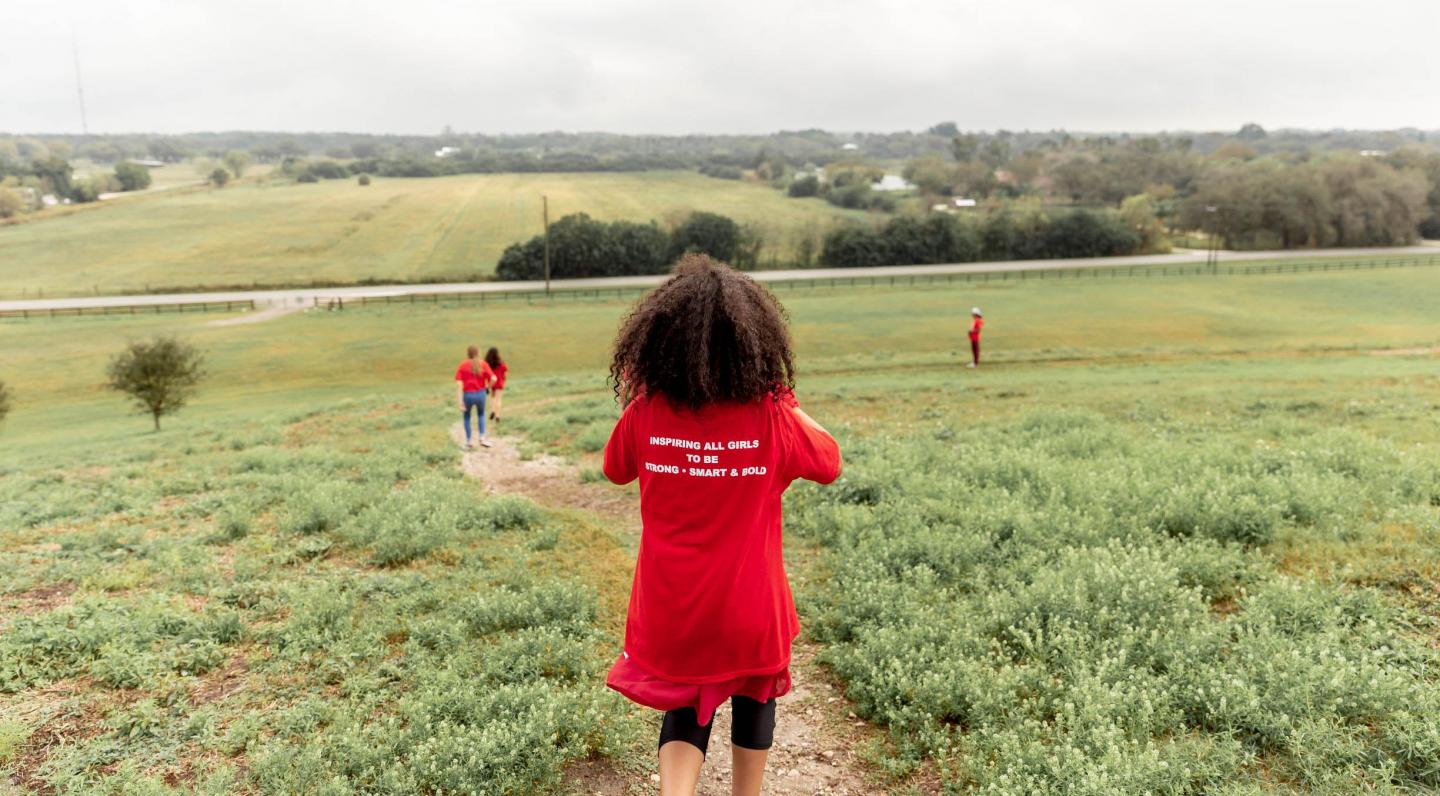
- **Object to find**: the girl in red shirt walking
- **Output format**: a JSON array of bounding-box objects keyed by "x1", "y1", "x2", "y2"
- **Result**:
[
  {"x1": 603, "y1": 255, "x2": 842, "y2": 796},
  {"x1": 484, "y1": 347, "x2": 508, "y2": 424},
  {"x1": 454, "y1": 345, "x2": 495, "y2": 448},
  {"x1": 968, "y1": 306, "x2": 984, "y2": 368}
]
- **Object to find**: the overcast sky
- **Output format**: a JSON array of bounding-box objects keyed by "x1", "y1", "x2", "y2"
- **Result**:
[{"x1": 3, "y1": 0, "x2": 1438, "y2": 136}]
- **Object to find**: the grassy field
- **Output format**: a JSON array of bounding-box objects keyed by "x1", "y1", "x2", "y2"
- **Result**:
[
  {"x1": 0, "y1": 171, "x2": 866, "y2": 298},
  {"x1": 2, "y1": 268, "x2": 1439, "y2": 793},
  {"x1": 67, "y1": 160, "x2": 276, "y2": 193}
]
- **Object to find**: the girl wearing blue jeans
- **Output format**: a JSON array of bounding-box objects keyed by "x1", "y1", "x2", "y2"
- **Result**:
[{"x1": 455, "y1": 345, "x2": 496, "y2": 449}]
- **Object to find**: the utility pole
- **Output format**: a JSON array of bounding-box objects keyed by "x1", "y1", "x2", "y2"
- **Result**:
[
  {"x1": 71, "y1": 24, "x2": 89, "y2": 134},
  {"x1": 1205, "y1": 205, "x2": 1219, "y2": 275},
  {"x1": 542, "y1": 195, "x2": 551, "y2": 296}
]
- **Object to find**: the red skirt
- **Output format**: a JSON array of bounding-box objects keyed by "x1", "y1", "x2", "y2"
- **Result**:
[{"x1": 605, "y1": 651, "x2": 792, "y2": 726}]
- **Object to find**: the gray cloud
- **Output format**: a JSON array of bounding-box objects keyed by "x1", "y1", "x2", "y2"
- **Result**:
[{"x1": 3, "y1": 0, "x2": 1437, "y2": 134}]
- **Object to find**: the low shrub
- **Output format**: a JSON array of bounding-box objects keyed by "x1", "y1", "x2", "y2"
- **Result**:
[{"x1": 792, "y1": 410, "x2": 1440, "y2": 792}]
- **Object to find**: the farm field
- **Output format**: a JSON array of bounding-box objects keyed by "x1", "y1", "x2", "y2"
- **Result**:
[
  {"x1": 0, "y1": 171, "x2": 867, "y2": 298},
  {"x1": 66, "y1": 160, "x2": 277, "y2": 193},
  {"x1": 2, "y1": 267, "x2": 1439, "y2": 794}
]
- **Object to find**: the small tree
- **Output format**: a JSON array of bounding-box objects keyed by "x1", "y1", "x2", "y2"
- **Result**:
[
  {"x1": 357, "y1": 173, "x2": 371, "y2": 186},
  {"x1": 0, "y1": 379, "x2": 11, "y2": 427},
  {"x1": 223, "y1": 150, "x2": 251, "y2": 178},
  {"x1": 670, "y1": 211, "x2": 741, "y2": 262},
  {"x1": 209, "y1": 168, "x2": 230, "y2": 188},
  {"x1": 107, "y1": 337, "x2": 205, "y2": 431},
  {"x1": 0, "y1": 187, "x2": 23, "y2": 218},
  {"x1": 114, "y1": 161, "x2": 152, "y2": 191},
  {"x1": 787, "y1": 175, "x2": 820, "y2": 197}
]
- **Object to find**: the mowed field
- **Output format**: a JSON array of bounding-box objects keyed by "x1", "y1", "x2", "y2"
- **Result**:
[
  {"x1": 0, "y1": 171, "x2": 866, "y2": 297},
  {"x1": 2, "y1": 268, "x2": 1439, "y2": 794}
]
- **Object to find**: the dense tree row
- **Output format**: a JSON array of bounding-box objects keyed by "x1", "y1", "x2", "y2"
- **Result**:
[
  {"x1": 1178, "y1": 155, "x2": 1428, "y2": 248},
  {"x1": 4, "y1": 126, "x2": 1434, "y2": 174},
  {"x1": 820, "y1": 209, "x2": 1142, "y2": 267},
  {"x1": 495, "y1": 212, "x2": 750, "y2": 280}
]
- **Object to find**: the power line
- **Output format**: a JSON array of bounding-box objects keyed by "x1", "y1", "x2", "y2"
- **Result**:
[{"x1": 71, "y1": 24, "x2": 89, "y2": 134}]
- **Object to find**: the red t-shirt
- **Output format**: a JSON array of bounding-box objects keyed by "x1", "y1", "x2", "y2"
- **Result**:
[
  {"x1": 492, "y1": 362, "x2": 509, "y2": 390},
  {"x1": 455, "y1": 360, "x2": 495, "y2": 392},
  {"x1": 603, "y1": 390, "x2": 842, "y2": 683},
  {"x1": 969, "y1": 317, "x2": 984, "y2": 340}
]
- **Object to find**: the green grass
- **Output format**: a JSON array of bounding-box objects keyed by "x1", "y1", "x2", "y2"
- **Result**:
[
  {"x1": 67, "y1": 159, "x2": 275, "y2": 193},
  {"x1": 3, "y1": 265, "x2": 1437, "y2": 456},
  {"x1": 0, "y1": 171, "x2": 866, "y2": 297},
  {"x1": 2, "y1": 268, "x2": 1439, "y2": 793}
]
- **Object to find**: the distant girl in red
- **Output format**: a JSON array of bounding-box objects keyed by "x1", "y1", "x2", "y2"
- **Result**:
[
  {"x1": 484, "y1": 346, "x2": 508, "y2": 423},
  {"x1": 968, "y1": 306, "x2": 984, "y2": 368},
  {"x1": 603, "y1": 255, "x2": 842, "y2": 796}
]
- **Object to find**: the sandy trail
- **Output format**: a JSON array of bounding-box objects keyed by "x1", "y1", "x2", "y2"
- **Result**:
[
  {"x1": 448, "y1": 421, "x2": 882, "y2": 795},
  {"x1": 206, "y1": 302, "x2": 306, "y2": 327},
  {"x1": 1369, "y1": 346, "x2": 1440, "y2": 356}
]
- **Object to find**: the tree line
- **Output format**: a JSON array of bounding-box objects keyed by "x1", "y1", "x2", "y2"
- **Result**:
[
  {"x1": 820, "y1": 206, "x2": 1146, "y2": 268},
  {"x1": 496, "y1": 212, "x2": 761, "y2": 280},
  {"x1": 493, "y1": 204, "x2": 1157, "y2": 279},
  {"x1": 5, "y1": 126, "x2": 1433, "y2": 171}
]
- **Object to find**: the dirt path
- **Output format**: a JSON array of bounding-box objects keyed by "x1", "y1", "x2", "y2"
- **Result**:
[
  {"x1": 206, "y1": 301, "x2": 306, "y2": 327},
  {"x1": 448, "y1": 422, "x2": 882, "y2": 795},
  {"x1": 1369, "y1": 346, "x2": 1440, "y2": 357}
]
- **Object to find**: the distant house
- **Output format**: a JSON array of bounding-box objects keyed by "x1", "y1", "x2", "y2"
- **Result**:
[
  {"x1": 841, "y1": 142, "x2": 859, "y2": 151},
  {"x1": 12, "y1": 186, "x2": 39, "y2": 211},
  {"x1": 932, "y1": 197, "x2": 978, "y2": 212},
  {"x1": 1359, "y1": 149, "x2": 1386, "y2": 158},
  {"x1": 130, "y1": 159, "x2": 166, "y2": 168},
  {"x1": 873, "y1": 174, "x2": 915, "y2": 192},
  {"x1": 435, "y1": 146, "x2": 463, "y2": 158}
]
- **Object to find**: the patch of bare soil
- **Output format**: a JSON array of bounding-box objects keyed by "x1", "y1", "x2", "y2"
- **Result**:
[
  {"x1": 190, "y1": 654, "x2": 249, "y2": 706},
  {"x1": 450, "y1": 420, "x2": 882, "y2": 795},
  {"x1": 0, "y1": 583, "x2": 77, "y2": 632},
  {"x1": 1369, "y1": 346, "x2": 1440, "y2": 357},
  {"x1": 206, "y1": 302, "x2": 305, "y2": 327},
  {"x1": 449, "y1": 425, "x2": 638, "y2": 528},
  {"x1": 3, "y1": 685, "x2": 110, "y2": 796}
]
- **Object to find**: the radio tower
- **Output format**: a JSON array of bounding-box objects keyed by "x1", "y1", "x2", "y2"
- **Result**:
[{"x1": 71, "y1": 25, "x2": 89, "y2": 134}]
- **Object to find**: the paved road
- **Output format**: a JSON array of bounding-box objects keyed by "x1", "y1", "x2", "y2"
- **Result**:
[{"x1": 3, "y1": 244, "x2": 1436, "y2": 312}]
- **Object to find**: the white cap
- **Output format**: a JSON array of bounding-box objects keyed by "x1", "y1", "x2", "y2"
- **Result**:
[{"x1": 971, "y1": 307, "x2": 982, "y2": 316}]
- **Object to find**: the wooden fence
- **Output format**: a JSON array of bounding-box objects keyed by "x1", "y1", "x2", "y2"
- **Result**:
[
  {"x1": 0, "y1": 299, "x2": 255, "y2": 320},
  {"x1": 6, "y1": 254, "x2": 1437, "y2": 319},
  {"x1": 312, "y1": 254, "x2": 1440, "y2": 310}
]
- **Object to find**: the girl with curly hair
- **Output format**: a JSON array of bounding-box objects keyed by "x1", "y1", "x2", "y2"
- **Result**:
[{"x1": 602, "y1": 254, "x2": 842, "y2": 796}]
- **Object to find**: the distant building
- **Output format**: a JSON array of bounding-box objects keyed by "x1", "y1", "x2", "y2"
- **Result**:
[
  {"x1": 841, "y1": 142, "x2": 859, "y2": 151},
  {"x1": 12, "y1": 186, "x2": 39, "y2": 211},
  {"x1": 873, "y1": 174, "x2": 915, "y2": 192},
  {"x1": 932, "y1": 197, "x2": 978, "y2": 212},
  {"x1": 1359, "y1": 149, "x2": 1386, "y2": 158},
  {"x1": 130, "y1": 159, "x2": 166, "y2": 168},
  {"x1": 435, "y1": 146, "x2": 463, "y2": 158}
]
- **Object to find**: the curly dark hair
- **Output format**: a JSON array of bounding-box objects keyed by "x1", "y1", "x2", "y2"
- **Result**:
[{"x1": 610, "y1": 254, "x2": 795, "y2": 409}]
